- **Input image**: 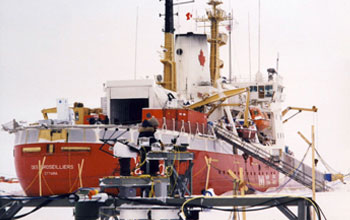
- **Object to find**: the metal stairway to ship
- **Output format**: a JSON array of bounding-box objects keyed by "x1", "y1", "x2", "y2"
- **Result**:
[{"x1": 214, "y1": 125, "x2": 328, "y2": 192}]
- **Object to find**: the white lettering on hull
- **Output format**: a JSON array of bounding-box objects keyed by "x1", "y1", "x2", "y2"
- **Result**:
[
  {"x1": 43, "y1": 171, "x2": 58, "y2": 176},
  {"x1": 258, "y1": 175, "x2": 265, "y2": 186},
  {"x1": 31, "y1": 164, "x2": 74, "y2": 170}
]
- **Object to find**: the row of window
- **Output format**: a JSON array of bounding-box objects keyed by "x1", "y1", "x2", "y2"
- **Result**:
[{"x1": 250, "y1": 85, "x2": 274, "y2": 98}]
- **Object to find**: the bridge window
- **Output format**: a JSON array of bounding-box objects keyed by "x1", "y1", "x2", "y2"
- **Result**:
[
  {"x1": 258, "y1": 86, "x2": 265, "y2": 98},
  {"x1": 250, "y1": 86, "x2": 257, "y2": 92},
  {"x1": 265, "y1": 85, "x2": 273, "y2": 97}
]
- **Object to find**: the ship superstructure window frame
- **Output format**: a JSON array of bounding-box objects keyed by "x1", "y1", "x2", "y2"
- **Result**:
[
  {"x1": 265, "y1": 85, "x2": 273, "y2": 97},
  {"x1": 258, "y1": 85, "x2": 265, "y2": 98},
  {"x1": 250, "y1": 86, "x2": 257, "y2": 92}
]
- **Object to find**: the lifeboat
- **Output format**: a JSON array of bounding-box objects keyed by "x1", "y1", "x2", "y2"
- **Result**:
[
  {"x1": 235, "y1": 119, "x2": 257, "y2": 141},
  {"x1": 249, "y1": 107, "x2": 270, "y2": 132}
]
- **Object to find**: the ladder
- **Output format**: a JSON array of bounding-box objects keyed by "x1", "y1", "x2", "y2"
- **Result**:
[{"x1": 214, "y1": 125, "x2": 327, "y2": 192}]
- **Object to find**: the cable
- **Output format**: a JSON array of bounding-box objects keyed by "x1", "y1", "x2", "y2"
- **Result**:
[
  {"x1": 0, "y1": 193, "x2": 73, "y2": 219},
  {"x1": 132, "y1": 146, "x2": 147, "y2": 172},
  {"x1": 314, "y1": 147, "x2": 338, "y2": 174},
  {"x1": 180, "y1": 195, "x2": 325, "y2": 220}
]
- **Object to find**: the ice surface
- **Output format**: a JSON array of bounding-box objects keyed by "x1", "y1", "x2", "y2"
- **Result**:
[{"x1": 0, "y1": 182, "x2": 24, "y2": 196}]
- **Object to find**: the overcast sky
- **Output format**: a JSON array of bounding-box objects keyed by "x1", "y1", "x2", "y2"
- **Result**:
[{"x1": 1, "y1": 0, "x2": 349, "y2": 178}]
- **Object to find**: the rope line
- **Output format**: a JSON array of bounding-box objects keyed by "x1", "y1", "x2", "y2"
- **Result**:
[{"x1": 23, "y1": 173, "x2": 39, "y2": 193}]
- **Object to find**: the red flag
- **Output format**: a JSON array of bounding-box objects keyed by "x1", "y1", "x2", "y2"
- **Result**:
[{"x1": 186, "y1": 12, "x2": 192, "y2": 21}]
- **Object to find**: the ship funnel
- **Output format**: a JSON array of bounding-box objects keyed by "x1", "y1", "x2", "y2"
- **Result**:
[{"x1": 175, "y1": 33, "x2": 210, "y2": 97}]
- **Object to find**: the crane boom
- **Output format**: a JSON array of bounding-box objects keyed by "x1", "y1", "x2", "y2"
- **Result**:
[
  {"x1": 282, "y1": 106, "x2": 317, "y2": 123},
  {"x1": 186, "y1": 87, "x2": 250, "y2": 127},
  {"x1": 282, "y1": 106, "x2": 318, "y2": 117}
]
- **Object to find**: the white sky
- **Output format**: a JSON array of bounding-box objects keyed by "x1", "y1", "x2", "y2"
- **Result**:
[{"x1": 1, "y1": 0, "x2": 349, "y2": 178}]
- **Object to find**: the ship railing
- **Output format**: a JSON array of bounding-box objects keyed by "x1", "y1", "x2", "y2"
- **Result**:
[
  {"x1": 160, "y1": 118, "x2": 209, "y2": 136},
  {"x1": 281, "y1": 153, "x2": 325, "y2": 189}
]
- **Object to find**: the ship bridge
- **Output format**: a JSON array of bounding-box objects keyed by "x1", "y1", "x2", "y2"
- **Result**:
[{"x1": 230, "y1": 71, "x2": 285, "y2": 104}]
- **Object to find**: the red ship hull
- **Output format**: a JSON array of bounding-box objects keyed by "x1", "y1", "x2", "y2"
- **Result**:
[{"x1": 15, "y1": 142, "x2": 279, "y2": 196}]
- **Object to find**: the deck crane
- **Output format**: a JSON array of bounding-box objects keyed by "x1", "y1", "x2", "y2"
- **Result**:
[
  {"x1": 281, "y1": 106, "x2": 318, "y2": 123},
  {"x1": 186, "y1": 87, "x2": 250, "y2": 127}
]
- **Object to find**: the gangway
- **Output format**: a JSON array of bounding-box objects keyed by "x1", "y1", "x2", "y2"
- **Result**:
[{"x1": 214, "y1": 125, "x2": 327, "y2": 192}]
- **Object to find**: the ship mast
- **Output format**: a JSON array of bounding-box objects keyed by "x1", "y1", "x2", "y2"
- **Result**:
[
  {"x1": 198, "y1": 0, "x2": 231, "y2": 87},
  {"x1": 161, "y1": 0, "x2": 177, "y2": 92}
]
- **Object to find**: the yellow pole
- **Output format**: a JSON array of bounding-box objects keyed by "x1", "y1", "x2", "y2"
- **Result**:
[
  {"x1": 297, "y1": 131, "x2": 311, "y2": 146},
  {"x1": 239, "y1": 167, "x2": 246, "y2": 220},
  {"x1": 311, "y1": 125, "x2": 316, "y2": 220},
  {"x1": 204, "y1": 156, "x2": 218, "y2": 190},
  {"x1": 228, "y1": 169, "x2": 238, "y2": 220},
  {"x1": 205, "y1": 156, "x2": 211, "y2": 191},
  {"x1": 78, "y1": 159, "x2": 85, "y2": 188},
  {"x1": 38, "y1": 156, "x2": 46, "y2": 196},
  {"x1": 38, "y1": 160, "x2": 41, "y2": 197},
  {"x1": 243, "y1": 89, "x2": 250, "y2": 127}
]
